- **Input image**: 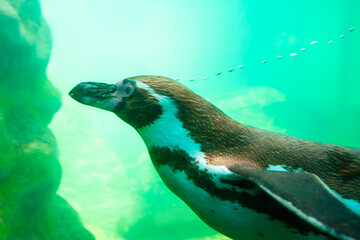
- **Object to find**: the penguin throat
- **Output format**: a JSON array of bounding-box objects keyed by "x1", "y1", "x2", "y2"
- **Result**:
[{"x1": 138, "y1": 94, "x2": 200, "y2": 158}]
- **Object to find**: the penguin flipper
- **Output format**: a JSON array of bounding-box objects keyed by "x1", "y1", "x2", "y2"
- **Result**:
[{"x1": 228, "y1": 165, "x2": 360, "y2": 240}]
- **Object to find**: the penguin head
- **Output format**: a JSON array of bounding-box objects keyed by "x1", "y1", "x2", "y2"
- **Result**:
[{"x1": 69, "y1": 75, "x2": 200, "y2": 130}]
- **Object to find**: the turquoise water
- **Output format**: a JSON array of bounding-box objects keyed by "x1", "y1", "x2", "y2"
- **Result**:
[{"x1": 40, "y1": 0, "x2": 360, "y2": 239}]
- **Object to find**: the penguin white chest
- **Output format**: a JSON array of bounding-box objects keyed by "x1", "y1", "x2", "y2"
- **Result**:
[{"x1": 137, "y1": 87, "x2": 328, "y2": 240}]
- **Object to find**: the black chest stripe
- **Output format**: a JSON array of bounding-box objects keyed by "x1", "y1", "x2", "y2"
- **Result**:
[{"x1": 149, "y1": 146, "x2": 333, "y2": 238}]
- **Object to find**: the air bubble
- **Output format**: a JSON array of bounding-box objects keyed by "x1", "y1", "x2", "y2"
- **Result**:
[
  {"x1": 310, "y1": 41, "x2": 318, "y2": 45},
  {"x1": 215, "y1": 72, "x2": 222, "y2": 76},
  {"x1": 276, "y1": 56, "x2": 282, "y2": 59},
  {"x1": 237, "y1": 65, "x2": 243, "y2": 69},
  {"x1": 202, "y1": 77, "x2": 208, "y2": 80},
  {"x1": 261, "y1": 60, "x2": 266, "y2": 64},
  {"x1": 227, "y1": 67, "x2": 234, "y2": 72},
  {"x1": 340, "y1": 35, "x2": 345, "y2": 39},
  {"x1": 189, "y1": 78, "x2": 195, "y2": 81},
  {"x1": 328, "y1": 40, "x2": 333, "y2": 44},
  {"x1": 349, "y1": 27, "x2": 355, "y2": 32},
  {"x1": 300, "y1": 48, "x2": 306, "y2": 51},
  {"x1": 290, "y1": 53, "x2": 297, "y2": 57}
]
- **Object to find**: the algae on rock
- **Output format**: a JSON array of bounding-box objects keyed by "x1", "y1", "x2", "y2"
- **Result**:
[{"x1": 0, "y1": 0, "x2": 95, "y2": 239}]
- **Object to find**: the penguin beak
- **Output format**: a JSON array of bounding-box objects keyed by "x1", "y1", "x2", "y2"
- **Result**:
[{"x1": 69, "y1": 82, "x2": 123, "y2": 112}]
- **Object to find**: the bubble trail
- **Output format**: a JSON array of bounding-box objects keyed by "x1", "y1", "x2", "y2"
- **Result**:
[{"x1": 177, "y1": 27, "x2": 356, "y2": 82}]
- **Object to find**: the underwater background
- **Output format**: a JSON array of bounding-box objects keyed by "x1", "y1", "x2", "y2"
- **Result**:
[{"x1": 22, "y1": 0, "x2": 360, "y2": 239}]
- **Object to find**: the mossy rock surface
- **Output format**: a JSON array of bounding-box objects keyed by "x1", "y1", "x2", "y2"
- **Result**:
[{"x1": 0, "y1": 0, "x2": 94, "y2": 239}]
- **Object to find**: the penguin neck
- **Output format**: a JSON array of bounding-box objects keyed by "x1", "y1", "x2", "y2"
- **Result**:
[
  {"x1": 137, "y1": 90, "x2": 248, "y2": 165},
  {"x1": 137, "y1": 94, "x2": 203, "y2": 157}
]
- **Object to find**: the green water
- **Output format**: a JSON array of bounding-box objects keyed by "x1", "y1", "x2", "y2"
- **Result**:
[{"x1": 38, "y1": 0, "x2": 360, "y2": 239}]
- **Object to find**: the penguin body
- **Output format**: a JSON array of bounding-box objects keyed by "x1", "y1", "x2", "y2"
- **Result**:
[{"x1": 70, "y1": 76, "x2": 360, "y2": 240}]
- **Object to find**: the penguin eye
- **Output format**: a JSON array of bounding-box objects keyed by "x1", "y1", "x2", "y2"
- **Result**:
[{"x1": 123, "y1": 85, "x2": 134, "y2": 96}]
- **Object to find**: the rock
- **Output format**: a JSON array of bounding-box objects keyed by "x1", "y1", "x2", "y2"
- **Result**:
[{"x1": 0, "y1": 0, "x2": 94, "y2": 239}]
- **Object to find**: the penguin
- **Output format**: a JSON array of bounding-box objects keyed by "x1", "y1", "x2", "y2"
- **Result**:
[{"x1": 69, "y1": 76, "x2": 360, "y2": 240}]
